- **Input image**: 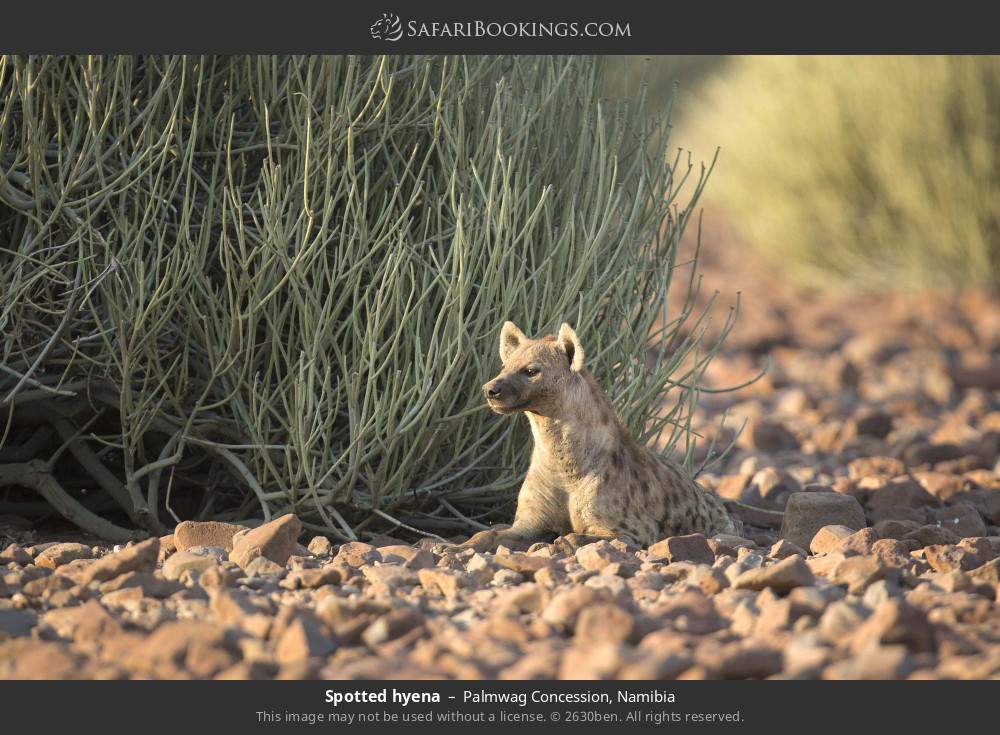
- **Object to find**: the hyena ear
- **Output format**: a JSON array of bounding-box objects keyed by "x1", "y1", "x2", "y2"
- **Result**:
[
  {"x1": 558, "y1": 323, "x2": 584, "y2": 372},
  {"x1": 499, "y1": 321, "x2": 527, "y2": 362}
]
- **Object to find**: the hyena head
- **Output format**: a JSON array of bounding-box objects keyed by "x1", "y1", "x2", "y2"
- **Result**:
[{"x1": 483, "y1": 321, "x2": 585, "y2": 415}]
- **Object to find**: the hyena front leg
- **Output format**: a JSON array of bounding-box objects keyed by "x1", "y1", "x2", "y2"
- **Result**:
[{"x1": 446, "y1": 476, "x2": 566, "y2": 553}]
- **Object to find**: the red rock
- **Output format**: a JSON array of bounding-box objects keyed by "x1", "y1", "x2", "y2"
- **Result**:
[
  {"x1": 824, "y1": 644, "x2": 915, "y2": 679},
  {"x1": 648, "y1": 534, "x2": 714, "y2": 565},
  {"x1": 931, "y1": 503, "x2": 988, "y2": 538},
  {"x1": 83, "y1": 537, "x2": 160, "y2": 584},
  {"x1": 574, "y1": 603, "x2": 637, "y2": 645},
  {"x1": 417, "y1": 568, "x2": 466, "y2": 599},
  {"x1": 558, "y1": 642, "x2": 624, "y2": 679},
  {"x1": 837, "y1": 527, "x2": 880, "y2": 556},
  {"x1": 850, "y1": 599, "x2": 936, "y2": 653},
  {"x1": 780, "y1": 492, "x2": 866, "y2": 550},
  {"x1": 924, "y1": 544, "x2": 985, "y2": 573},
  {"x1": 361, "y1": 609, "x2": 424, "y2": 647},
  {"x1": 35, "y1": 543, "x2": 93, "y2": 569},
  {"x1": 695, "y1": 639, "x2": 783, "y2": 679},
  {"x1": 496, "y1": 551, "x2": 556, "y2": 576},
  {"x1": 768, "y1": 539, "x2": 807, "y2": 559},
  {"x1": 229, "y1": 514, "x2": 301, "y2": 569},
  {"x1": 333, "y1": 541, "x2": 382, "y2": 567},
  {"x1": 542, "y1": 586, "x2": 615, "y2": 631},
  {"x1": 865, "y1": 477, "x2": 937, "y2": 512},
  {"x1": 307, "y1": 536, "x2": 334, "y2": 555},
  {"x1": 826, "y1": 555, "x2": 898, "y2": 593},
  {"x1": 873, "y1": 519, "x2": 921, "y2": 539},
  {"x1": 283, "y1": 566, "x2": 343, "y2": 589},
  {"x1": 0, "y1": 544, "x2": 32, "y2": 565},
  {"x1": 913, "y1": 472, "x2": 966, "y2": 502},
  {"x1": 732, "y1": 556, "x2": 814, "y2": 592},
  {"x1": 0, "y1": 609, "x2": 37, "y2": 639},
  {"x1": 647, "y1": 590, "x2": 725, "y2": 634},
  {"x1": 174, "y1": 521, "x2": 246, "y2": 552},
  {"x1": 717, "y1": 473, "x2": 752, "y2": 501},
  {"x1": 848, "y1": 456, "x2": 906, "y2": 481},
  {"x1": 903, "y1": 524, "x2": 961, "y2": 547},
  {"x1": 751, "y1": 419, "x2": 799, "y2": 452},
  {"x1": 809, "y1": 525, "x2": 854, "y2": 555}
]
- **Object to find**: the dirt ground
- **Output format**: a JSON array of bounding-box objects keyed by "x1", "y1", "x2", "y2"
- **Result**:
[{"x1": 2, "y1": 234, "x2": 1000, "y2": 680}]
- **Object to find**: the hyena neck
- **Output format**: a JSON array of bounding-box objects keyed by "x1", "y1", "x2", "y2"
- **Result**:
[{"x1": 525, "y1": 371, "x2": 627, "y2": 480}]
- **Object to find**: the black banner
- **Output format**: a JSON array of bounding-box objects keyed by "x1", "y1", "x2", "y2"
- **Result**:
[
  {"x1": 0, "y1": 1, "x2": 997, "y2": 54},
  {"x1": 0, "y1": 680, "x2": 993, "y2": 732}
]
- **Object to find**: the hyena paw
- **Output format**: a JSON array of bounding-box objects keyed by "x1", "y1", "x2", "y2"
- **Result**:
[{"x1": 438, "y1": 525, "x2": 533, "y2": 554}]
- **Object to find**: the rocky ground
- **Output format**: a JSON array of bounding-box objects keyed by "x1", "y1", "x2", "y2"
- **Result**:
[{"x1": 2, "y1": 240, "x2": 1000, "y2": 680}]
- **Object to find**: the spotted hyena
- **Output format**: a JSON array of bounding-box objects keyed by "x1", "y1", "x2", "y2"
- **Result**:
[{"x1": 459, "y1": 321, "x2": 739, "y2": 551}]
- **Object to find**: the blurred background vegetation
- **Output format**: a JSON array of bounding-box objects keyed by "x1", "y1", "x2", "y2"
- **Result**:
[{"x1": 603, "y1": 55, "x2": 1000, "y2": 291}]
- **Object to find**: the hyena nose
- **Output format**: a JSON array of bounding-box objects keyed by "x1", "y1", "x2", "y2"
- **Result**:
[{"x1": 484, "y1": 381, "x2": 503, "y2": 399}]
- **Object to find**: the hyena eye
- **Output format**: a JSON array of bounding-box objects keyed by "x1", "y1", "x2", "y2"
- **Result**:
[{"x1": 522, "y1": 366, "x2": 540, "y2": 377}]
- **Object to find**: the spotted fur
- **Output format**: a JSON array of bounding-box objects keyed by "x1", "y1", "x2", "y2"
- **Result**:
[{"x1": 475, "y1": 321, "x2": 739, "y2": 549}]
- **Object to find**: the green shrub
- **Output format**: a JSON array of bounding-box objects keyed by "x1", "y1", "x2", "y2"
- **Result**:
[
  {"x1": 685, "y1": 55, "x2": 1000, "y2": 289},
  {"x1": 0, "y1": 55, "x2": 726, "y2": 542}
]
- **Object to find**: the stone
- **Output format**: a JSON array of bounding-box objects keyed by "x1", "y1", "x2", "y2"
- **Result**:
[
  {"x1": 307, "y1": 536, "x2": 333, "y2": 556},
  {"x1": 333, "y1": 541, "x2": 382, "y2": 567},
  {"x1": 229, "y1": 514, "x2": 301, "y2": 569},
  {"x1": 931, "y1": 503, "x2": 988, "y2": 538},
  {"x1": 865, "y1": 477, "x2": 937, "y2": 512},
  {"x1": 284, "y1": 566, "x2": 343, "y2": 589},
  {"x1": 274, "y1": 616, "x2": 336, "y2": 662},
  {"x1": 575, "y1": 541, "x2": 637, "y2": 572},
  {"x1": 809, "y1": 525, "x2": 855, "y2": 555},
  {"x1": 34, "y1": 543, "x2": 93, "y2": 569},
  {"x1": 717, "y1": 473, "x2": 752, "y2": 501},
  {"x1": 768, "y1": 539, "x2": 807, "y2": 559},
  {"x1": 0, "y1": 609, "x2": 37, "y2": 639},
  {"x1": 903, "y1": 524, "x2": 961, "y2": 547},
  {"x1": 541, "y1": 586, "x2": 614, "y2": 631},
  {"x1": 558, "y1": 642, "x2": 625, "y2": 680},
  {"x1": 647, "y1": 590, "x2": 726, "y2": 634},
  {"x1": 824, "y1": 644, "x2": 914, "y2": 680},
  {"x1": 780, "y1": 492, "x2": 866, "y2": 550},
  {"x1": 848, "y1": 456, "x2": 905, "y2": 481},
  {"x1": 0, "y1": 544, "x2": 32, "y2": 565},
  {"x1": 695, "y1": 640, "x2": 783, "y2": 679},
  {"x1": 648, "y1": 534, "x2": 714, "y2": 565},
  {"x1": 874, "y1": 519, "x2": 921, "y2": 539},
  {"x1": 747, "y1": 467, "x2": 801, "y2": 509},
  {"x1": 854, "y1": 410, "x2": 894, "y2": 438},
  {"x1": 162, "y1": 546, "x2": 229, "y2": 581},
  {"x1": 836, "y1": 527, "x2": 880, "y2": 556},
  {"x1": 913, "y1": 472, "x2": 966, "y2": 502},
  {"x1": 417, "y1": 568, "x2": 466, "y2": 599},
  {"x1": 362, "y1": 608, "x2": 424, "y2": 647},
  {"x1": 818, "y1": 600, "x2": 871, "y2": 641},
  {"x1": 360, "y1": 565, "x2": 417, "y2": 592},
  {"x1": 496, "y1": 551, "x2": 556, "y2": 576},
  {"x1": 100, "y1": 571, "x2": 183, "y2": 599},
  {"x1": 826, "y1": 555, "x2": 898, "y2": 594},
  {"x1": 83, "y1": 537, "x2": 160, "y2": 584},
  {"x1": 850, "y1": 599, "x2": 936, "y2": 654},
  {"x1": 243, "y1": 556, "x2": 285, "y2": 576},
  {"x1": 924, "y1": 544, "x2": 984, "y2": 573},
  {"x1": 174, "y1": 521, "x2": 246, "y2": 551},
  {"x1": 751, "y1": 419, "x2": 799, "y2": 452},
  {"x1": 732, "y1": 556, "x2": 814, "y2": 592},
  {"x1": 574, "y1": 603, "x2": 637, "y2": 646}
]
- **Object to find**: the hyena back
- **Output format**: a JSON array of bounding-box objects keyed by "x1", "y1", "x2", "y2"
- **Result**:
[{"x1": 473, "y1": 321, "x2": 739, "y2": 549}]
